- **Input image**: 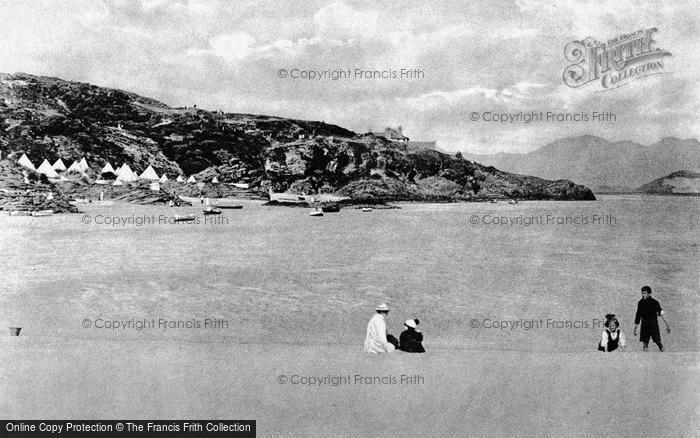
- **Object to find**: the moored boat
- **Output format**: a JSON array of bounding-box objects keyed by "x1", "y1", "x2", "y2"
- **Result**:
[
  {"x1": 31, "y1": 210, "x2": 54, "y2": 217},
  {"x1": 214, "y1": 204, "x2": 243, "y2": 209},
  {"x1": 174, "y1": 214, "x2": 196, "y2": 222},
  {"x1": 321, "y1": 203, "x2": 340, "y2": 213},
  {"x1": 203, "y1": 207, "x2": 222, "y2": 215},
  {"x1": 362, "y1": 207, "x2": 372, "y2": 212},
  {"x1": 310, "y1": 210, "x2": 324, "y2": 217}
]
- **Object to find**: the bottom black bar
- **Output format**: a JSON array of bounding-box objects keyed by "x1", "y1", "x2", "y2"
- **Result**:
[{"x1": 2, "y1": 421, "x2": 255, "y2": 437}]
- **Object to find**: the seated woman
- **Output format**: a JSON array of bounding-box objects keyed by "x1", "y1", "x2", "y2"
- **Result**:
[
  {"x1": 598, "y1": 314, "x2": 626, "y2": 352},
  {"x1": 399, "y1": 319, "x2": 425, "y2": 353}
]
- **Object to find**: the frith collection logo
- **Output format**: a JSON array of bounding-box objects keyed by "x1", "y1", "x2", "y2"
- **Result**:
[{"x1": 563, "y1": 27, "x2": 672, "y2": 91}]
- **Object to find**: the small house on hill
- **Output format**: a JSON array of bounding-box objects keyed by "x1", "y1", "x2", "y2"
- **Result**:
[{"x1": 370, "y1": 126, "x2": 409, "y2": 142}]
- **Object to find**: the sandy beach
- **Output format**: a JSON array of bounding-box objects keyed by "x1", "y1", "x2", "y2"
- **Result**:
[
  {"x1": 0, "y1": 197, "x2": 697, "y2": 436},
  {"x1": 1, "y1": 337, "x2": 697, "y2": 437}
]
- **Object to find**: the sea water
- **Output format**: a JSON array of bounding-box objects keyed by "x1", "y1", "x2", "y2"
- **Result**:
[{"x1": 0, "y1": 195, "x2": 697, "y2": 352}]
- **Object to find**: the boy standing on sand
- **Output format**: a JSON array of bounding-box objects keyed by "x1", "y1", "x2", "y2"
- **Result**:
[{"x1": 634, "y1": 286, "x2": 671, "y2": 351}]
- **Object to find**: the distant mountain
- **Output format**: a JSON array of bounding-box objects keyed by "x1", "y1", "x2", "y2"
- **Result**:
[
  {"x1": 636, "y1": 170, "x2": 700, "y2": 195},
  {"x1": 0, "y1": 73, "x2": 595, "y2": 207},
  {"x1": 461, "y1": 135, "x2": 700, "y2": 192}
]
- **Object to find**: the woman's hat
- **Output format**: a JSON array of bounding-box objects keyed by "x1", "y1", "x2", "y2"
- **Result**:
[
  {"x1": 405, "y1": 319, "x2": 417, "y2": 328},
  {"x1": 375, "y1": 303, "x2": 390, "y2": 312}
]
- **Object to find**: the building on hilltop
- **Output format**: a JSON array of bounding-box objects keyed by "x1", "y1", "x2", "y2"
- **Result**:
[
  {"x1": 370, "y1": 126, "x2": 409, "y2": 142},
  {"x1": 369, "y1": 126, "x2": 436, "y2": 151}
]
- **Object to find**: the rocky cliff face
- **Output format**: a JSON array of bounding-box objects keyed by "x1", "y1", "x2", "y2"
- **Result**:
[
  {"x1": 0, "y1": 73, "x2": 595, "y2": 204},
  {"x1": 0, "y1": 158, "x2": 78, "y2": 213}
]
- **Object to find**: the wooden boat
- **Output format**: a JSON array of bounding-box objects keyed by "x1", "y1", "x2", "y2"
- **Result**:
[
  {"x1": 203, "y1": 207, "x2": 222, "y2": 215},
  {"x1": 508, "y1": 199, "x2": 518, "y2": 204},
  {"x1": 321, "y1": 203, "x2": 340, "y2": 213},
  {"x1": 31, "y1": 210, "x2": 54, "y2": 217},
  {"x1": 173, "y1": 214, "x2": 196, "y2": 222},
  {"x1": 8, "y1": 210, "x2": 32, "y2": 216},
  {"x1": 362, "y1": 207, "x2": 372, "y2": 212},
  {"x1": 309, "y1": 210, "x2": 324, "y2": 217},
  {"x1": 214, "y1": 204, "x2": 243, "y2": 209}
]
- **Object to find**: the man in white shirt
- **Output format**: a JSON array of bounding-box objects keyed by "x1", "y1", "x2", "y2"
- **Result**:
[{"x1": 364, "y1": 303, "x2": 396, "y2": 353}]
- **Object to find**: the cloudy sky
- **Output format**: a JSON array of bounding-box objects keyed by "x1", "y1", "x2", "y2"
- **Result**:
[{"x1": 0, "y1": 0, "x2": 697, "y2": 153}]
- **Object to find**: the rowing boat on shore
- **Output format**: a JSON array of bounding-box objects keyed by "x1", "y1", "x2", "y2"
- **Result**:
[
  {"x1": 321, "y1": 203, "x2": 340, "y2": 213},
  {"x1": 31, "y1": 210, "x2": 54, "y2": 217},
  {"x1": 173, "y1": 214, "x2": 196, "y2": 222}
]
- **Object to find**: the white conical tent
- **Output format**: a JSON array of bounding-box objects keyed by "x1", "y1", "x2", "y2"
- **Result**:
[
  {"x1": 176, "y1": 175, "x2": 185, "y2": 182},
  {"x1": 116, "y1": 164, "x2": 139, "y2": 182},
  {"x1": 211, "y1": 176, "x2": 219, "y2": 184},
  {"x1": 101, "y1": 162, "x2": 115, "y2": 174},
  {"x1": 66, "y1": 160, "x2": 83, "y2": 173},
  {"x1": 187, "y1": 176, "x2": 196, "y2": 183},
  {"x1": 37, "y1": 159, "x2": 59, "y2": 178},
  {"x1": 139, "y1": 165, "x2": 159, "y2": 181},
  {"x1": 112, "y1": 180, "x2": 123, "y2": 186},
  {"x1": 17, "y1": 154, "x2": 36, "y2": 170},
  {"x1": 114, "y1": 164, "x2": 126, "y2": 176},
  {"x1": 159, "y1": 174, "x2": 169, "y2": 183},
  {"x1": 52, "y1": 158, "x2": 66, "y2": 171},
  {"x1": 79, "y1": 157, "x2": 89, "y2": 172}
]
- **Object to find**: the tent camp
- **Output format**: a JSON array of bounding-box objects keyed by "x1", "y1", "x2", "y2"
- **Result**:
[
  {"x1": 52, "y1": 158, "x2": 67, "y2": 172},
  {"x1": 17, "y1": 154, "x2": 36, "y2": 171},
  {"x1": 139, "y1": 165, "x2": 159, "y2": 181},
  {"x1": 211, "y1": 177, "x2": 219, "y2": 184},
  {"x1": 176, "y1": 175, "x2": 185, "y2": 182},
  {"x1": 66, "y1": 160, "x2": 83, "y2": 173},
  {"x1": 101, "y1": 162, "x2": 115, "y2": 174},
  {"x1": 37, "y1": 160, "x2": 59, "y2": 178},
  {"x1": 187, "y1": 176, "x2": 196, "y2": 183},
  {"x1": 116, "y1": 164, "x2": 139, "y2": 182},
  {"x1": 159, "y1": 174, "x2": 169, "y2": 183},
  {"x1": 79, "y1": 157, "x2": 90, "y2": 172}
]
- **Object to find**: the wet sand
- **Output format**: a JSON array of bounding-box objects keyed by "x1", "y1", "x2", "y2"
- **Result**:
[{"x1": 1, "y1": 337, "x2": 697, "y2": 437}]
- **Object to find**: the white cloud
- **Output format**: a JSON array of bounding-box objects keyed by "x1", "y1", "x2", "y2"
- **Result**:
[
  {"x1": 0, "y1": 0, "x2": 696, "y2": 153},
  {"x1": 313, "y1": 1, "x2": 380, "y2": 40},
  {"x1": 207, "y1": 33, "x2": 257, "y2": 60}
]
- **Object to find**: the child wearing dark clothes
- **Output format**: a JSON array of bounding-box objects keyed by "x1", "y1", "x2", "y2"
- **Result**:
[
  {"x1": 598, "y1": 314, "x2": 626, "y2": 352},
  {"x1": 399, "y1": 319, "x2": 425, "y2": 353},
  {"x1": 633, "y1": 286, "x2": 671, "y2": 351}
]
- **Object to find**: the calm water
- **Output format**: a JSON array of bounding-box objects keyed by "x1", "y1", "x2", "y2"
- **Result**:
[{"x1": 0, "y1": 195, "x2": 697, "y2": 351}]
